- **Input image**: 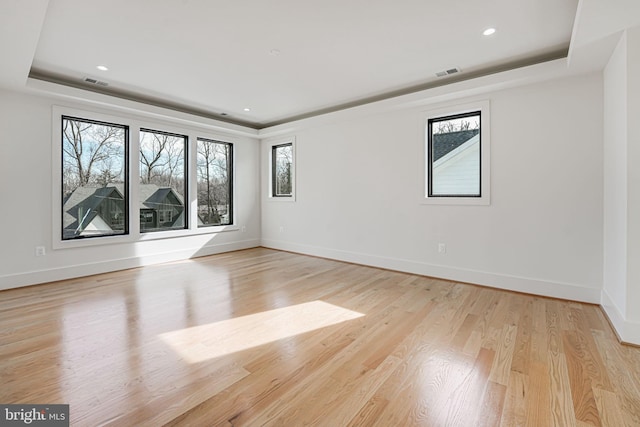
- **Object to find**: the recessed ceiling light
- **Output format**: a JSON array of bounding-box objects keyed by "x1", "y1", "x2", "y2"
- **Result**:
[
  {"x1": 243, "y1": 108, "x2": 251, "y2": 112},
  {"x1": 269, "y1": 49, "x2": 281, "y2": 56},
  {"x1": 483, "y1": 28, "x2": 496, "y2": 36},
  {"x1": 96, "y1": 65, "x2": 109, "y2": 71}
]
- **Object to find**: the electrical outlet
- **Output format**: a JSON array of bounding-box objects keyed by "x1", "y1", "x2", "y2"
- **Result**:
[
  {"x1": 35, "y1": 246, "x2": 46, "y2": 256},
  {"x1": 279, "y1": 226, "x2": 284, "y2": 233},
  {"x1": 241, "y1": 226, "x2": 246, "y2": 232},
  {"x1": 438, "y1": 243, "x2": 446, "y2": 254}
]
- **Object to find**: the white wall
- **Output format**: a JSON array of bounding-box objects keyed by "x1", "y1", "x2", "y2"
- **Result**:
[
  {"x1": 626, "y1": 26, "x2": 640, "y2": 325},
  {"x1": 601, "y1": 26, "x2": 640, "y2": 344},
  {"x1": 603, "y1": 32, "x2": 628, "y2": 322},
  {"x1": 261, "y1": 72, "x2": 604, "y2": 303},
  {"x1": 0, "y1": 88, "x2": 261, "y2": 290}
]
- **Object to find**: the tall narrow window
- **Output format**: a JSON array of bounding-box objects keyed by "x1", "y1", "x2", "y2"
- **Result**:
[
  {"x1": 197, "y1": 138, "x2": 233, "y2": 226},
  {"x1": 272, "y1": 143, "x2": 293, "y2": 197},
  {"x1": 139, "y1": 129, "x2": 187, "y2": 232},
  {"x1": 427, "y1": 111, "x2": 481, "y2": 197},
  {"x1": 61, "y1": 116, "x2": 128, "y2": 240}
]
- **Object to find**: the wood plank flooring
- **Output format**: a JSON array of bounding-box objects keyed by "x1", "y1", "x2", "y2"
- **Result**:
[{"x1": 2, "y1": 248, "x2": 640, "y2": 426}]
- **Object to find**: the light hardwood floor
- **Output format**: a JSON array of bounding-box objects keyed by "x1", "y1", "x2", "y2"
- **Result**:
[{"x1": 2, "y1": 248, "x2": 640, "y2": 426}]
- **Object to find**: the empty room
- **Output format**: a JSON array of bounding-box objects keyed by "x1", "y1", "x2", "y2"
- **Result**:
[{"x1": 2, "y1": 0, "x2": 640, "y2": 425}]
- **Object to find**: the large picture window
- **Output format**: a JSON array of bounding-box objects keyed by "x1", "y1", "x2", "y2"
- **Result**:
[
  {"x1": 61, "y1": 116, "x2": 128, "y2": 240},
  {"x1": 56, "y1": 108, "x2": 240, "y2": 249},
  {"x1": 197, "y1": 138, "x2": 233, "y2": 226},
  {"x1": 139, "y1": 129, "x2": 187, "y2": 232}
]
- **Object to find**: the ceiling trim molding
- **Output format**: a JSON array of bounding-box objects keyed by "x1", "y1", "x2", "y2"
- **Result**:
[
  {"x1": 28, "y1": 46, "x2": 568, "y2": 131},
  {"x1": 25, "y1": 54, "x2": 594, "y2": 141},
  {"x1": 24, "y1": 77, "x2": 260, "y2": 139},
  {"x1": 259, "y1": 47, "x2": 569, "y2": 129},
  {"x1": 258, "y1": 56, "x2": 591, "y2": 138},
  {"x1": 28, "y1": 69, "x2": 261, "y2": 130}
]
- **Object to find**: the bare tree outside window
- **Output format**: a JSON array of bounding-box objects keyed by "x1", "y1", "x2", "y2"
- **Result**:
[
  {"x1": 272, "y1": 143, "x2": 293, "y2": 197},
  {"x1": 197, "y1": 138, "x2": 233, "y2": 226},
  {"x1": 139, "y1": 129, "x2": 187, "y2": 232},
  {"x1": 62, "y1": 118, "x2": 126, "y2": 192}
]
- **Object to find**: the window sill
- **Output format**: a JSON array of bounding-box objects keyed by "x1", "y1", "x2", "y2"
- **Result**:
[
  {"x1": 53, "y1": 225, "x2": 240, "y2": 250},
  {"x1": 266, "y1": 195, "x2": 296, "y2": 203},
  {"x1": 421, "y1": 196, "x2": 490, "y2": 206},
  {"x1": 138, "y1": 225, "x2": 240, "y2": 241}
]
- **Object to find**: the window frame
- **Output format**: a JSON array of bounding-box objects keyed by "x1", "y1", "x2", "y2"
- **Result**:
[
  {"x1": 138, "y1": 127, "x2": 189, "y2": 233},
  {"x1": 52, "y1": 105, "x2": 239, "y2": 250},
  {"x1": 427, "y1": 110, "x2": 482, "y2": 198},
  {"x1": 266, "y1": 137, "x2": 296, "y2": 202},
  {"x1": 271, "y1": 143, "x2": 294, "y2": 198},
  {"x1": 421, "y1": 100, "x2": 491, "y2": 206},
  {"x1": 196, "y1": 137, "x2": 234, "y2": 228},
  {"x1": 60, "y1": 115, "x2": 130, "y2": 241}
]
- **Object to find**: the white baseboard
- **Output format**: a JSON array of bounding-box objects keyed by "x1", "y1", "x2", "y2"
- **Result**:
[
  {"x1": 0, "y1": 239, "x2": 260, "y2": 291},
  {"x1": 261, "y1": 239, "x2": 602, "y2": 304},
  {"x1": 601, "y1": 289, "x2": 640, "y2": 345},
  {"x1": 6, "y1": 237, "x2": 635, "y2": 344}
]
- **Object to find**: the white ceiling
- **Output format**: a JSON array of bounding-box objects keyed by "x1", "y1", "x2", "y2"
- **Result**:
[{"x1": 2, "y1": 0, "x2": 584, "y2": 128}]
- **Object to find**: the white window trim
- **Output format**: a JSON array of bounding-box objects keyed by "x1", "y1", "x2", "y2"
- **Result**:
[
  {"x1": 52, "y1": 105, "x2": 239, "y2": 250},
  {"x1": 266, "y1": 136, "x2": 296, "y2": 202},
  {"x1": 421, "y1": 100, "x2": 491, "y2": 206}
]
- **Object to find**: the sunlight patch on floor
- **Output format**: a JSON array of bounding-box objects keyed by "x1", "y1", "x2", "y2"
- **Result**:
[{"x1": 159, "y1": 300, "x2": 364, "y2": 363}]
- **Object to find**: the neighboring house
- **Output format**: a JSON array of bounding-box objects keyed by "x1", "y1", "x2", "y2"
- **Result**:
[
  {"x1": 432, "y1": 129, "x2": 480, "y2": 195},
  {"x1": 138, "y1": 185, "x2": 185, "y2": 231},
  {"x1": 62, "y1": 185, "x2": 126, "y2": 238},
  {"x1": 63, "y1": 184, "x2": 185, "y2": 238}
]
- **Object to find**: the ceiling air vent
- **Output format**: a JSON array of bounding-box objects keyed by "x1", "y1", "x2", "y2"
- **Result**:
[
  {"x1": 83, "y1": 77, "x2": 109, "y2": 86},
  {"x1": 435, "y1": 67, "x2": 460, "y2": 77}
]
